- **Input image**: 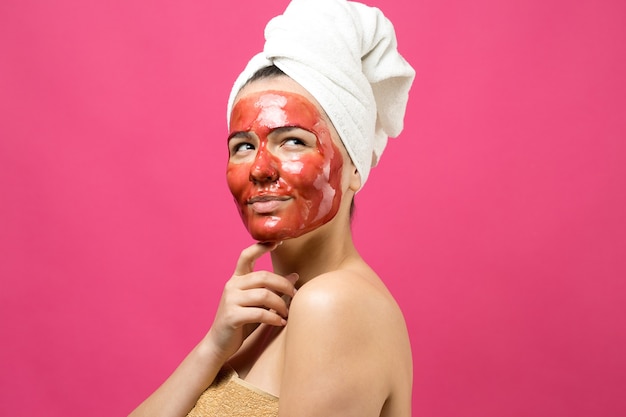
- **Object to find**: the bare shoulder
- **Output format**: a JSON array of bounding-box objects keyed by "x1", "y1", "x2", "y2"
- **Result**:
[
  {"x1": 289, "y1": 268, "x2": 405, "y2": 331},
  {"x1": 287, "y1": 267, "x2": 412, "y2": 374},
  {"x1": 279, "y1": 268, "x2": 412, "y2": 417}
]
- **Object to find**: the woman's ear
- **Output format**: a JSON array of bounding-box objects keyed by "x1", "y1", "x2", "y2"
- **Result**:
[{"x1": 349, "y1": 166, "x2": 362, "y2": 192}]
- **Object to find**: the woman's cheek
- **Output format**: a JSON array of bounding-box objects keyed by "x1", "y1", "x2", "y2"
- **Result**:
[
  {"x1": 290, "y1": 162, "x2": 333, "y2": 217},
  {"x1": 226, "y1": 163, "x2": 250, "y2": 202}
]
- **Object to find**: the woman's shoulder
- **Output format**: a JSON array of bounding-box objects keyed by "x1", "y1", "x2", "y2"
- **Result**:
[
  {"x1": 278, "y1": 266, "x2": 412, "y2": 415},
  {"x1": 286, "y1": 264, "x2": 411, "y2": 367},
  {"x1": 290, "y1": 265, "x2": 405, "y2": 325}
]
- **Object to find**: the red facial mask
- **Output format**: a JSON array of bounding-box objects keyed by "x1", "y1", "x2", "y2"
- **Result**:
[{"x1": 227, "y1": 90, "x2": 344, "y2": 242}]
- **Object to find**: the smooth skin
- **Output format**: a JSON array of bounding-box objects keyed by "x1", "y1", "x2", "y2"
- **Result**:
[{"x1": 129, "y1": 76, "x2": 412, "y2": 417}]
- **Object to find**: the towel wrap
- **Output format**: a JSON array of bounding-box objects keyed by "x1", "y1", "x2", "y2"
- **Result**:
[{"x1": 227, "y1": 0, "x2": 415, "y2": 186}]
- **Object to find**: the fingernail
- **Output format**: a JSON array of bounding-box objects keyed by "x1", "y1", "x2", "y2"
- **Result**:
[{"x1": 287, "y1": 273, "x2": 299, "y2": 296}]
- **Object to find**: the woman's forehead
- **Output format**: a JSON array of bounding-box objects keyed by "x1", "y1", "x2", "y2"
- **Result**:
[
  {"x1": 236, "y1": 76, "x2": 336, "y2": 123},
  {"x1": 233, "y1": 76, "x2": 350, "y2": 158},
  {"x1": 237, "y1": 75, "x2": 315, "y2": 104},
  {"x1": 231, "y1": 91, "x2": 318, "y2": 128}
]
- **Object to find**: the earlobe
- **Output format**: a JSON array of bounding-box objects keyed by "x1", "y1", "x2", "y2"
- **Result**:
[{"x1": 349, "y1": 167, "x2": 362, "y2": 192}]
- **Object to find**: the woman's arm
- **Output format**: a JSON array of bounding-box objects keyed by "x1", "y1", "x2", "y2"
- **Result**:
[
  {"x1": 128, "y1": 337, "x2": 226, "y2": 417},
  {"x1": 129, "y1": 242, "x2": 298, "y2": 417},
  {"x1": 277, "y1": 271, "x2": 407, "y2": 417}
]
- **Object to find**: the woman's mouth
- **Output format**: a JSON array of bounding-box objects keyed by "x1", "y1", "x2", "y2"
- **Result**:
[{"x1": 247, "y1": 195, "x2": 291, "y2": 214}]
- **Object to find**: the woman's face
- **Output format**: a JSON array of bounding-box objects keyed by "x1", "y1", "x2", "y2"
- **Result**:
[{"x1": 227, "y1": 77, "x2": 345, "y2": 242}]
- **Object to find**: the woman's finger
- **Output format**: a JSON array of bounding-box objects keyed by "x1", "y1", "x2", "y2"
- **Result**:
[
  {"x1": 233, "y1": 241, "x2": 280, "y2": 276},
  {"x1": 235, "y1": 271, "x2": 298, "y2": 297},
  {"x1": 236, "y1": 288, "x2": 290, "y2": 318},
  {"x1": 230, "y1": 306, "x2": 288, "y2": 328}
]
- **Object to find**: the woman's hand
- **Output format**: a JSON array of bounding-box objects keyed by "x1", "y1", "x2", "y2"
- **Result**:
[
  {"x1": 128, "y1": 242, "x2": 297, "y2": 417},
  {"x1": 203, "y1": 242, "x2": 298, "y2": 363}
]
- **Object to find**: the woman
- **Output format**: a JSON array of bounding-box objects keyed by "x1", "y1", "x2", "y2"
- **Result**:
[{"x1": 130, "y1": 0, "x2": 415, "y2": 416}]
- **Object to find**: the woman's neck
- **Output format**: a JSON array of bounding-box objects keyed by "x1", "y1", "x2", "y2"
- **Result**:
[{"x1": 269, "y1": 217, "x2": 359, "y2": 287}]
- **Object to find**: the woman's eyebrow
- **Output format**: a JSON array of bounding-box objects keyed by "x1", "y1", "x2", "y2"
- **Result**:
[
  {"x1": 227, "y1": 131, "x2": 253, "y2": 142},
  {"x1": 228, "y1": 126, "x2": 312, "y2": 142},
  {"x1": 269, "y1": 126, "x2": 319, "y2": 138},
  {"x1": 270, "y1": 126, "x2": 301, "y2": 135}
]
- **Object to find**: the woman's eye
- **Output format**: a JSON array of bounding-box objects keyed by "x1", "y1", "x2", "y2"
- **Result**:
[
  {"x1": 232, "y1": 142, "x2": 255, "y2": 153},
  {"x1": 283, "y1": 137, "x2": 306, "y2": 147}
]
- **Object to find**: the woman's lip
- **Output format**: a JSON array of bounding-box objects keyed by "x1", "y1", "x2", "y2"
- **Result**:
[
  {"x1": 247, "y1": 194, "x2": 290, "y2": 203},
  {"x1": 247, "y1": 195, "x2": 290, "y2": 214}
]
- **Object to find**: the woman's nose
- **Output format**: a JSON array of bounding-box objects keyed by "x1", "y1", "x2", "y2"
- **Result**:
[{"x1": 249, "y1": 149, "x2": 279, "y2": 183}]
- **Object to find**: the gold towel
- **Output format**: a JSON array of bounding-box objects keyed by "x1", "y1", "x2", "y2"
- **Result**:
[{"x1": 187, "y1": 367, "x2": 279, "y2": 417}]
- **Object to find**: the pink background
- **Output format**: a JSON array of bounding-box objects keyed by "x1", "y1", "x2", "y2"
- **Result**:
[{"x1": 1, "y1": 0, "x2": 625, "y2": 416}]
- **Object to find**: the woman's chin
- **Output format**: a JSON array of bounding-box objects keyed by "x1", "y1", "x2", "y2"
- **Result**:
[
  {"x1": 249, "y1": 230, "x2": 298, "y2": 242},
  {"x1": 245, "y1": 214, "x2": 339, "y2": 243},
  {"x1": 248, "y1": 225, "x2": 309, "y2": 242}
]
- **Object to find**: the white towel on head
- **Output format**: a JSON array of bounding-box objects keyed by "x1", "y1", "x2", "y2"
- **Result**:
[{"x1": 227, "y1": 0, "x2": 415, "y2": 186}]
